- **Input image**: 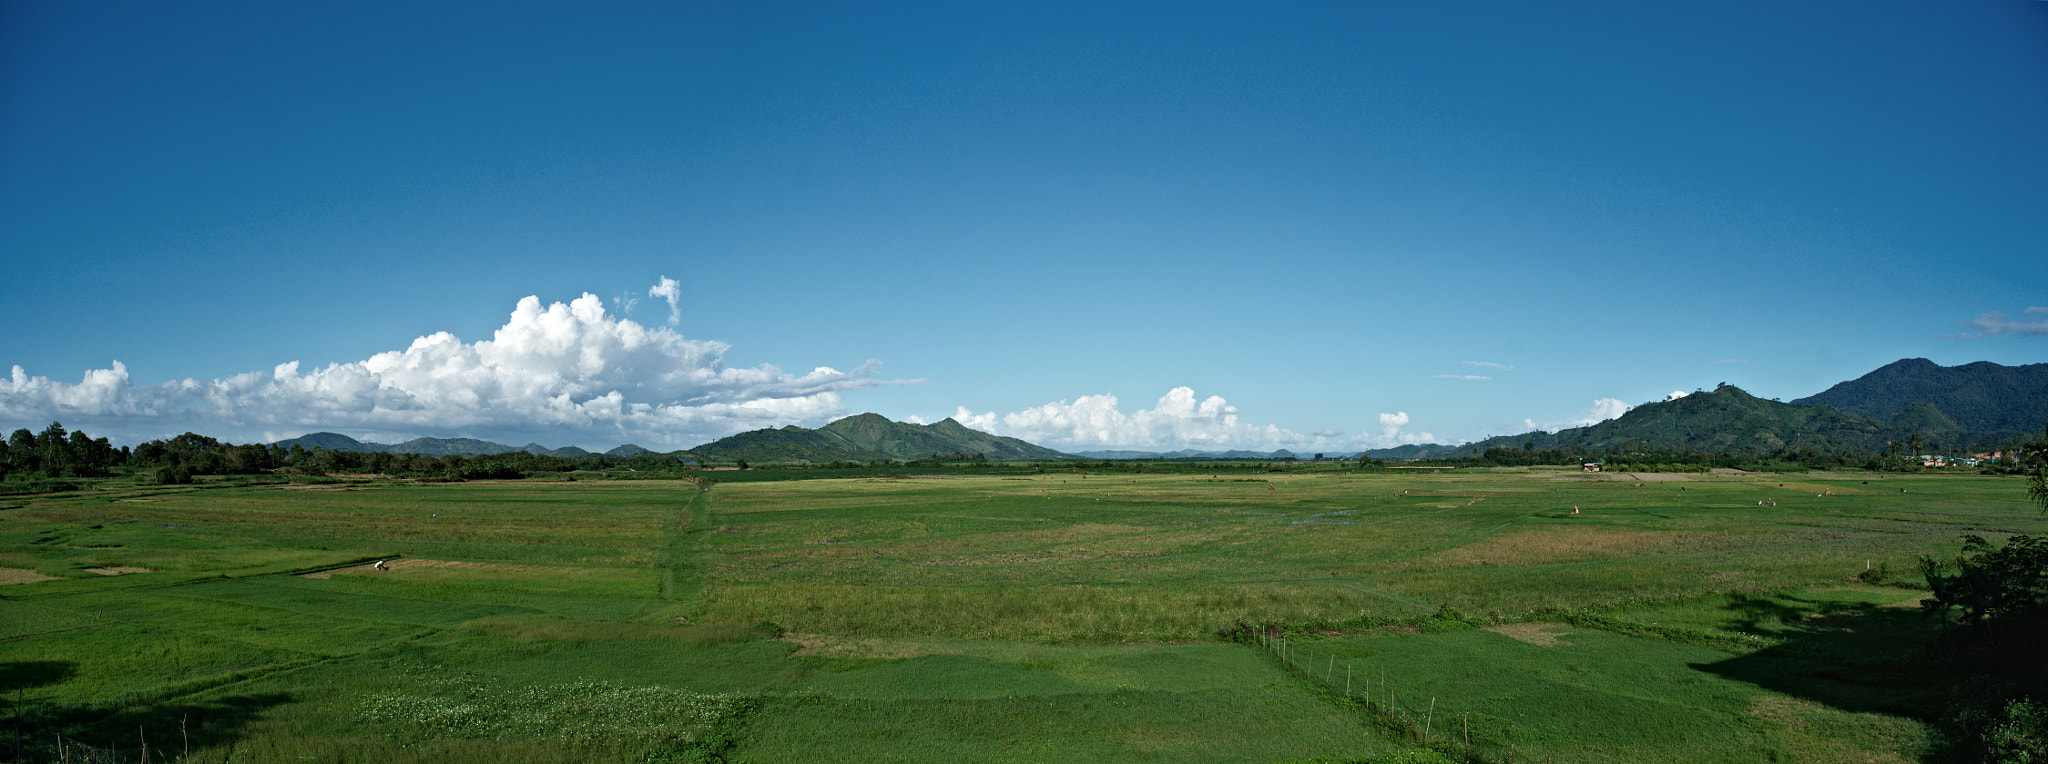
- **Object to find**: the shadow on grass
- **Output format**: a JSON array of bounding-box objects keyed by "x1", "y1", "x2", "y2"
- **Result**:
[
  {"x1": 4, "y1": 660, "x2": 293, "y2": 763},
  {"x1": 1698, "y1": 600, "x2": 1936, "y2": 711},
  {"x1": 67, "y1": 691, "x2": 295, "y2": 760},
  {"x1": 0, "y1": 660, "x2": 77, "y2": 694},
  {"x1": 1693, "y1": 598, "x2": 2048, "y2": 762}
]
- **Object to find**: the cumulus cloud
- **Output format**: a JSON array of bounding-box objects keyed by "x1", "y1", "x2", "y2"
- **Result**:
[
  {"x1": 1957, "y1": 306, "x2": 2048, "y2": 337},
  {"x1": 951, "y1": 388, "x2": 1441, "y2": 452},
  {"x1": 1434, "y1": 374, "x2": 1491, "y2": 381},
  {"x1": 2, "y1": 293, "x2": 909, "y2": 448},
  {"x1": 1664, "y1": 390, "x2": 1691, "y2": 401},
  {"x1": 1376, "y1": 412, "x2": 1436, "y2": 446},
  {"x1": 1463, "y1": 361, "x2": 1513, "y2": 371},
  {"x1": 1522, "y1": 397, "x2": 1633, "y2": 433},
  {"x1": 649, "y1": 276, "x2": 682, "y2": 325},
  {"x1": 951, "y1": 387, "x2": 1292, "y2": 451}
]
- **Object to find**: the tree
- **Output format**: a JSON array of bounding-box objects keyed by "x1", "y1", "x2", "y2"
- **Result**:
[
  {"x1": 1921, "y1": 535, "x2": 2048, "y2": 627},
  {"x1": 2027, "y1": 424, "x2": 2048, "y2": 514},
  {"x1": 1921, "y1": 426, "x2": 2048, "y2": 627}
]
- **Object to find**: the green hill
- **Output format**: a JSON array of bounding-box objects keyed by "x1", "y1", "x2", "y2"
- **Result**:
[
  {"x1": 1441, "y1": 384, "x2": 2021, "y2": 459},
  {"x1": 689, "y1": 413, "x2": 1072, "y2": 463},
  {"x1": 1791, "y1": 357, "x2": 2048, "y2": 433},
  {"x1": 272, "y1": 432, "x2": 373, "y2": 452},
  {"x1": 386, "y1": 437, "x2": 523, "y2": 457}
]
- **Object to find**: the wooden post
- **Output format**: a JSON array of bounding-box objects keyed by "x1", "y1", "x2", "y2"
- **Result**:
[
  {"x1": 1346, "y1": 664, "x2": 1352, "y2": 695},
  {"x1": 1425, "y1": 696, "x2": 1435, "y2": 738},
  {"x1": 1464, "y1": 712, "x2": 1470, "y2": 747},
  {"x1": 1326, "y1": 653, "x2": 1334, "y2": 682},
  {"x1": 139, "y1": 724, "x2": 147, "y2": 764}
]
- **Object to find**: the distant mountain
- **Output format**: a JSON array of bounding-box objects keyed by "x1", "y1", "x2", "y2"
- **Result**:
[
  {"x1": 689, "y1": 413, "x2": 1072, "y2": 463},
  {"x1": 1791, "y1": 358, "x2": 2048, "y2": 434},
  {"x1": 606, "y1": 444, "x2": 652, "y2": 457},
  {"x1": 387, "y1": 437, "x2": 523, "y2": 457},
  {"x1": 1362, "y1": 444, "x2": 1465, "y2": 461},
  {"x1": 272, "y1": 432, "x2": 373, "y2": 452},
  {"x1": 1071, "y1": 448, "x2": 1321, "y2": 460},
  {"x1": 1433, "y1": 384, "x2": 2024, "y2": 459},
  {"x1": 275, "y1": 432, "x2": 607, "y2": 457}
]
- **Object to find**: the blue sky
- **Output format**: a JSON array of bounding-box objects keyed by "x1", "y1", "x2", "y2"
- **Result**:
[{"x1": 4, "y1": 1, "x2": 2046, "y2": 453}]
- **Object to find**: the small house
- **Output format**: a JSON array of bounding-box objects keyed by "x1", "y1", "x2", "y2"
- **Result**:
[{"x1": 1582, "y1": 462, "x2": 1604, "y2": 472}]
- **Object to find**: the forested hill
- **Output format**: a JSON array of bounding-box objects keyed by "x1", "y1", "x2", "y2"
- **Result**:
[
  {"x1": 689, "y1": 413, "x2": 1072, "y2": 463},
  {"x1": 1439, "y1": 384, "x2": 2024, "y2": 459},
  {"x1": 272, "y1": 432, "x2": 591, "y2": 458},
  {"x1": 1791, "y1": 358, "x2": 2048, "y2": 433}
]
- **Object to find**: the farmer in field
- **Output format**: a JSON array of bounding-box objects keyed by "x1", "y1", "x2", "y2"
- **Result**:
[{"x1": 374, "y1": 560, "x2": 388, "y2": 571}]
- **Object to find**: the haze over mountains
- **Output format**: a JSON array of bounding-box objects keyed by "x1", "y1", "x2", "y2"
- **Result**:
[{"x1": 272, "y1": 358, "x2": 2045, "y2": 462}]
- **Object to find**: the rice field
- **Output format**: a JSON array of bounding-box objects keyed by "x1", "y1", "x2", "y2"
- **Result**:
[{"x1": 0, "y1": 465, "x2": 2039, "y2": 762}]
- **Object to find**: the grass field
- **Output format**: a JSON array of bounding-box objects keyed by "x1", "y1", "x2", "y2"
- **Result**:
[{"x1": 2, "y1": 465, "x2": 2041, "y2": 762}]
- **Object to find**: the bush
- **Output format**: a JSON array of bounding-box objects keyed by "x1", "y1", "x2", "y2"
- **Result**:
[
  {"x1": 1985, "y1": 698, "x2": 2048, "y2": 763},
  {"x1": 157, "y1": 465, "x2": 193, "y2": 485}
]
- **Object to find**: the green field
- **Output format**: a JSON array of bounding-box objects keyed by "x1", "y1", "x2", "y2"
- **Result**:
[{"x1": 2, "y1": 466, "x2": 2041, "y2": 762}]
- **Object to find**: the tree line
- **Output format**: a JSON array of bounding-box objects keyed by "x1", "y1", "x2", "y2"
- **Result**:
[{"x1": 1, "y1": 422, "x2": 699, "y2": 486}]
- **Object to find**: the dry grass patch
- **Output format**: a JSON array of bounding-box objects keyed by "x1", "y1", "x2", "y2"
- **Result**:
[
  {"x1": 1766, "y1": 481, "x2": 1872, "y2": 495},
  {"x1": 911, "y1": 548, "x2": 1168, "y2": 567},
  {"x1": 1484, "y1": 622, "x2": 1573, "y2": 646},
  {"x1": 782, "y1": 633, "x2": 958, "y2": 659},
  {"x1": 300, "y1": 558, "x2": 555, "y2": 579},
  {"x1": 83, "y1": 566, "x2": 150, "y2": 575},
  {"x1": 0, "y1": 567, "x2": 58, "y2": 585},
  {"x1": 1388, "y1": 529, "x2": 1728, "y2": 571}
]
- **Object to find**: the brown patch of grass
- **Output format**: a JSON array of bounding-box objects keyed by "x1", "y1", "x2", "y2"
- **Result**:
[
  {"x1": 460, "y1": 614, "x2": 753, "y2": 644},
  {"x1": 1765, "y1": 481, "x2": 1872, "y2": 495},
  {"x1": 1484, "y1": 622, "x2": 1572, "y2": 646},
  {"x1": 781, "y1": 633, "x2": 956, "y2": 659},
  {"x1": 83, "y1": 566, "x2": 150, "y2": 576},
  {"x1": 0, "y1": 567, "x2": 58, "y2": 585},
  {"x1": 299, "y1": 558, "x2": 554, "y2": 578},
  {"x1": 910, "y1": 548, "x2": 1167, "y2": 567},
  {"x1": 1387, "y1": 529, "x2": 1727, "y2": 571}
]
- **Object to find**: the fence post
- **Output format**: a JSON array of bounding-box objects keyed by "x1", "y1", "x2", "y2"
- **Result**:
[
  {"x1": 1325, "y1": 653, "x2": 1334, "y2": 682},
  {"x1": 1346, "y1": 664, "x2": 1352, "y2": 695},
  {"x1": 1425, "y1": 696, "x2": 1435, "y2": 739}
]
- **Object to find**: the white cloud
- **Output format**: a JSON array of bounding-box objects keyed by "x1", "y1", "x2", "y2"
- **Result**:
[
  {"x1": 951, "y1": 387, "x2": 1304, "y2": 451},
  {"x1": 1434, "y1": 374, "x2": 1491, "y2": 381},
  {"x1": 1376, "y1": 411, "x2": 1436, "y2": 446},
  {"x1": 1521, "y1": 397, "x2": 1633, "y2": 433},
  {"x1": 648, "y1": 276, "x2": 682, "y2": 326},
  {"x1": 1664, "y1": 390, "x2": 1691, "y2": 401},
  {"x1": 949, "y1": 388, "x2": 1443, "y2": 453},
  {"x1": 1463, "y1": 361, "x2": 1513, "y2": 371},
  {"x1": 2, "y1": 293, "x2": 910, "y2": 448},
  {"x1": 1959, "y1": 306, "x2": 2048, "y2": 337},
  {"x1": 1585, "y1": 397, "x2": 1631, "y2": 423}
]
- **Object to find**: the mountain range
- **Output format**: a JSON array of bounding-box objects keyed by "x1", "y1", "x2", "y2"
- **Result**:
[
  {"x1": 685, "y1": 413, "x2": 1070, "y2": 463},
  {"x1": 271, "y1": 432, "x2": 652, "y2": 459},
  {"x1": 269, "y1": 358, "x2": 2044, "y2": 463},
  {"x1": 1791, "y1": 357, "x2": 2048, "y2": 433},
  {"x1": 1409, "y1": 359, "x2": 2046, "y2": 459}
]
